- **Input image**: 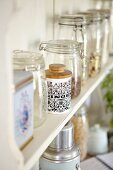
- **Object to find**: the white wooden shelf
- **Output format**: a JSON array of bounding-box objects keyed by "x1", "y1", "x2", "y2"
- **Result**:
[{"x1": 22, "y1": 58, "x2": 113, "y2": 170}]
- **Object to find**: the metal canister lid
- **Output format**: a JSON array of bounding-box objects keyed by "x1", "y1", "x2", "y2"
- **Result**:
[{"x1": 42, "y1": 144, "x2": 80, "y2": 162}]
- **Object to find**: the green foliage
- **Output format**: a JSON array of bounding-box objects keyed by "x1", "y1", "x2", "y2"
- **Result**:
[
  {"x1": 110, "y1": 118, "x2": 113, "y2": 127},
  {"x1": 101, "y1": 69, "x2": 113, "y2": 127}
]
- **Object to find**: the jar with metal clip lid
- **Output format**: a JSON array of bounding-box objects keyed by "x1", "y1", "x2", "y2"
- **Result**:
[
  {"x1": 89, "y1": 9, "x2": 110, "y2": 67},
  {"x1": 13, "y1": 50, "x2": 47, "y2": 128},
  {"x1": 87, "y1": 9, "x2": 103, "y2": 76},
  {"x1": 93, "y1": 0, "x2": 113, "y2": 55},
  {"x1": 39, "y1": 40, "x2": 82, "y2": 98},
  {"x1": 59, "y1": 14, "x2": 92, "y2": 84},
  {"x1": 96, "y1": 9, "x2": 110, "y2": 66}
]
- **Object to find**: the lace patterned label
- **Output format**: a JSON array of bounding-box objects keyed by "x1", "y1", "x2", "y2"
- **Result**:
[{"x1": 47, "y1": 78, "x2": 71, "y2": 114}]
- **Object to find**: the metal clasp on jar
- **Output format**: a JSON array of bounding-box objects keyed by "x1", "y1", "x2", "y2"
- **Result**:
[{"x1": 39, "y1": 42, "x2": 47, "y2": 51}]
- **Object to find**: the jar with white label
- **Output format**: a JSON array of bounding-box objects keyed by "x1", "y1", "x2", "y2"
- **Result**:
[
  {"x1": 39, "y1": 40, "x2": 82, "y2": 98},
  {"x1": 46, "y1": 64, "x2": 72, "y2": 114}
]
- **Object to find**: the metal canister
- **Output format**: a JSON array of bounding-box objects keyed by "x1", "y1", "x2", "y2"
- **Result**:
[{"x1": 39, "y1": 122, "x2": 81, "y2": 170}]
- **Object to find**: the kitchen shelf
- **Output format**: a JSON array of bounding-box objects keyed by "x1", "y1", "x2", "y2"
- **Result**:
[{"x1": 22, "y1": 57, "x2": 113, "y2": 170}]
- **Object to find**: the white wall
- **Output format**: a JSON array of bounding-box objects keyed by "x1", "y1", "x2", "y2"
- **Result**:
[
  {"x1": 0, "y1": 0, "x2": 94, "y2": 170},
  {"x1": 6, "y1": 0, "x2": 93, "y2": 53}
]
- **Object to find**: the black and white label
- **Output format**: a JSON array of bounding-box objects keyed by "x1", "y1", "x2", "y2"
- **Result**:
[{"x1": 47, "y1": 77, "x2": 71, "y2": 114}]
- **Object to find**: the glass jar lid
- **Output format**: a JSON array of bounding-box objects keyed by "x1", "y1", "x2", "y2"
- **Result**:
[
  {"x1": 39, "y1": 40, "x2": 80, "y2": 54},
  {"x1": 87, "y1": 9, "x2": 104, "y2": 22},
  {"x1": 77, "y1": 11, "x2": 99, "y2": 22},
  {"x1": 95, "y1": 9, "x2": 110, "y2": 19},
  {"x1": 13, "y1": 50, "x2": 45, "y2": 71},
  {"x1": 59, "y1": 14, "x2": 91, "y2": 26}
]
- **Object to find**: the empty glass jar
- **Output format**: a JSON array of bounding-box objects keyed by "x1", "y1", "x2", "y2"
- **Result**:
[
  {"x1": 39, "y1": 40, "x2": 82, "y2": 98},
  {"x1": 59, "y1": 15, "x2": 92, "y2": 84},
  {"x1": 100, "y1": 9, "x2": 110, "y2": 66},
  {"x1": 93, "y1": 0, "x2": 113, "y2": 54},
  {"x1": 13, "y1": 50, "x2": 47, "y2": 128}
]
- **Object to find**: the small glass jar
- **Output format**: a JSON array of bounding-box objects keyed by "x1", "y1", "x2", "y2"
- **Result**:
[
  {"x1": 59, "y1": 15, "x2": 92, "y2": 84},
  {"x1": 93, "y1": 0, "x2": 113, "y2": 55},
  {"x1": 87, "y1": 10, "x2": 103, "y2": 77},
  {"x1": 71, "y1": 104, "x2": 89, "y2": 161},
  {"x1": 13, "y1": 50, "x2": 47, "y2": 128},
  {"x1": 39, "y1": 40, "x2": 82, "y2": 98}
]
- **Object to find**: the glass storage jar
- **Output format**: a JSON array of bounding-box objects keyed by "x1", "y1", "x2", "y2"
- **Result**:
[
  {"x1": 39, "y1": 40, "x2": 82, "y2": 98},
  {"x1": 13, "y1": 50, "x2": 47, "y2": 128},
  {"x1": 100, "y1": 9, "x2": 110, "y2": 66},
  {"x1": 59, "y1": 15, "x2": 92, "y2": 84},
  {"x1": 87, "y1": 10, "x2": 103, "y2": 77},
  {"x1": 71, "y1": 104, "x2": 89, "y2": 161},
  {"x1": 93, "y1": 0, "x2": 113, "y2": 54}
]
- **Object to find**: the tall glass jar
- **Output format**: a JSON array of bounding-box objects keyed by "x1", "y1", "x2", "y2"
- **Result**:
[
  {"x1": 100, "y1": 9, "x2": 110, "y2": 66},
  {"x1": 80, "y1": 10, "x2": 110, "y2": 67},
  {"x1": 59, "y1": 15, "x2": 92, "y2": 84},
  {"x1": 93, "y1": 0, "x2": 113, "y2": 55},
  {"x1": 39, "y1": 40, "x2": 82, "y2": 98},
  {"x1": 87, "y1": 10, "x2": 103, "y2": 77},
  {"x1": 71, "y1": 104, "x2": 89, "y2": 161},
  {"x1": 13, "y1": 50, "x2": 47, "y2": 128}
]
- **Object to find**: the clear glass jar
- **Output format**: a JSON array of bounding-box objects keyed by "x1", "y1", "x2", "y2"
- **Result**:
[
  {"x1": 93, "y1": 0, "x2": 113, "y2": 54},
  {"x1": 13, "y1": 50, "x2": 47, "y2": 128},
  {"x1": 39, "y1": 40, "x2": 82, "y2": 98},
  {"x1": 100, "y1": 9, "x2": 110, "y2": 66},
  {"x1": 71, "y1": 104, "x2": 89, "y2": 161},
  {"x1": 59, "y1": 15, "x2": 92, "y2": 84},
  {"x1": 87, "y1": 10, "x2": 103, "y2": 77}
]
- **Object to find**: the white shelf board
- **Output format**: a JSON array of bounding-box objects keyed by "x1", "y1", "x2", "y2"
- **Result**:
[{"x1": 22, "y1": 57, "x2": 113, "y2": 170}]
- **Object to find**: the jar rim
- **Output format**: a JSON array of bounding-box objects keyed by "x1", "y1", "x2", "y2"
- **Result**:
[
  {"x1": 13, "y1": 50, "x2": 45, "y2": 71},
  {"x1": 87, "y1": 9, "x2": 105, "y2": 21},
  {"x1": 39, "y1": 40, "x2": 81, "y2": 54},
  {"x1": 59, "y1": 14, "x2": 92, "y2": 26},
  {"x1": 88, "y1": 9, "x2": 110, "y2": 19}
]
